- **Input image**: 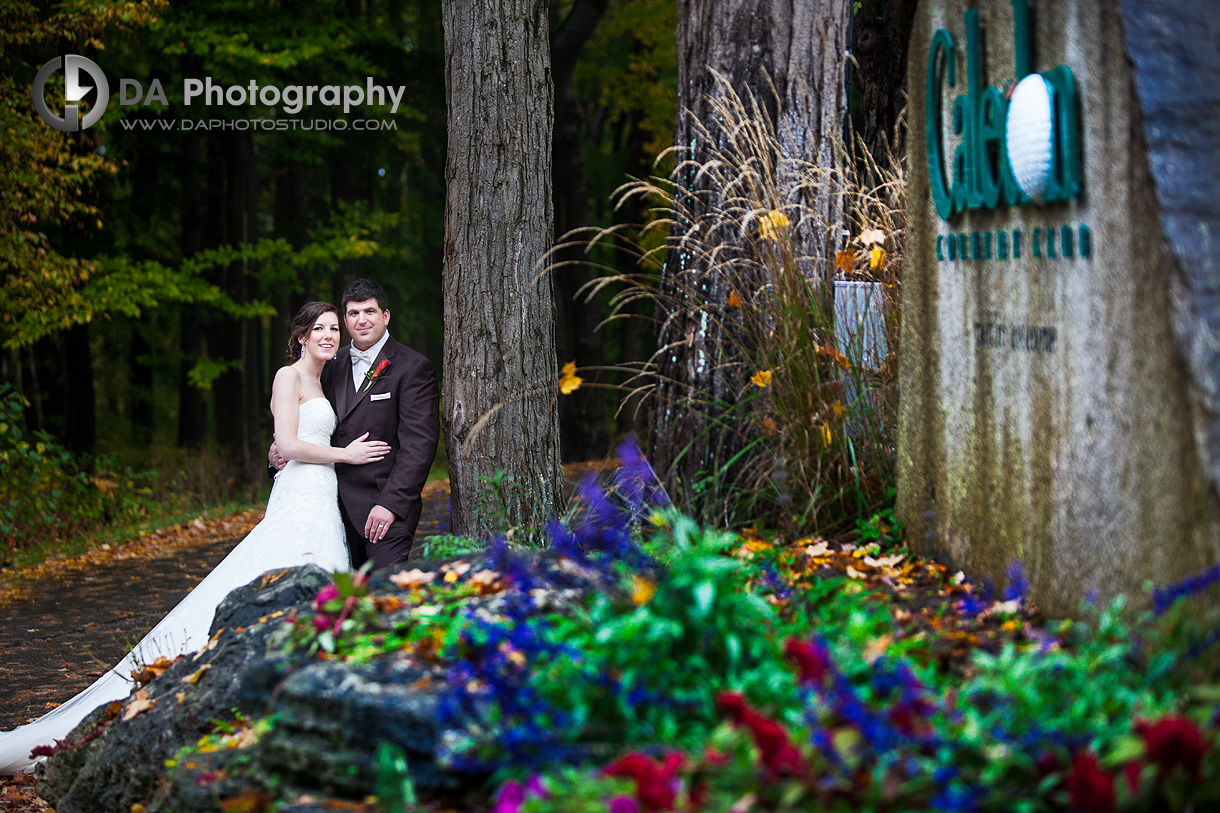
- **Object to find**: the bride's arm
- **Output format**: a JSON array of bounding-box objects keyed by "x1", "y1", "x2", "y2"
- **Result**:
[{"x1": 270, "y1": 368, "x2": 389, "y2": 465}]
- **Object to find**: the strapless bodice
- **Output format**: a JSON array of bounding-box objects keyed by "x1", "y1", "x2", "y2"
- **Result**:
[{"x1": 297, "y1": 397, "x2": 336, "y2": 446}]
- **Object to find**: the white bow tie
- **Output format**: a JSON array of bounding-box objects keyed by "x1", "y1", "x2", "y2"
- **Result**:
[{"x1": 350, "y1": 347, "x2": 375, "y2": 365}]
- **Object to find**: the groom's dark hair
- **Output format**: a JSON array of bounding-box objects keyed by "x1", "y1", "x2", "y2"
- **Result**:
[{"x1": 342, "y1": 278, "x2": 389, "y2": 312}]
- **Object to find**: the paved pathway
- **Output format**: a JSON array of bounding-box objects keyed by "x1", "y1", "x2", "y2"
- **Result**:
[{"x1": 0, "y1": 492, "x2": 456, "y2": 732}]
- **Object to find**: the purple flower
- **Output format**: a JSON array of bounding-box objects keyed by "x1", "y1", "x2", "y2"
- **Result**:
[
  {"x1": 1002, "y1": 561, "x2": 1029, "y2": 602},
  {"x1": 491, "y1": 780, "x2": 525, "y2": 813},
  {"x1": 608, "y1": 795, "x2": 640, "y2": 813},
  {"x1": 1152, "y1": 563, "x2": 1220, "y2": 614}
]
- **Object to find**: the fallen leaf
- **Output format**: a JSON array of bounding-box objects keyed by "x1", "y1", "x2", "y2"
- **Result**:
[
  {"x1": 803, "y1": 540, "x2": 830, "y2": 557},
  {"x1": 122, "y1": 690, "x2": 156, "y2": 721},
  {"x1": 846, "y1": 565, "x2": 868, "y2": 580},
  {"x1": 181, "y1": 664, "x2": 210, "y2": 684},
  {"x1": 389, "y1": 568, "x2": 436, "y2": 589},
  {"x1": 751, "y1": 369, "x2": 772, "y2": 388},
  {"x1": 219, "y1": 790, "x2": 272, "y2": 813},
  {"x1": 863, "y1": 634, "x2": 892, "y2": 664},
  {"x1": 864, "y1": 554, "x2": 906, "y2": 569},
  {"x1": 192, "y1": 630, "x2": 222, "y2": 661},
  {"x1": 727, "y1": 289, "x2": 743, "y2": 308}
]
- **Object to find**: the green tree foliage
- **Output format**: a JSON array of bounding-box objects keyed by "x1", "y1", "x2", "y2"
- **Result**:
[{"x1": 0, "y1": 0, "x2": 166, "y2": 348}]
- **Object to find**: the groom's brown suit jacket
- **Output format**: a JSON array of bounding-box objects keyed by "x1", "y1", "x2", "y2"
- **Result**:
[{"x1": 321, "y1": 335, "x2": 439, "y2": 566}]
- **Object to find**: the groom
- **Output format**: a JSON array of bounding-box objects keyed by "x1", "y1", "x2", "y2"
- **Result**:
[{"x1": 271, "y1": 278, "x2": 439, "y2": 569}]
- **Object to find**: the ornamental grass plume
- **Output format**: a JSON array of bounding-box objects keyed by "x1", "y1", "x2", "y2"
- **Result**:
[{"x1": 546, "y1": 70, "x2": 904, "y2": 536}]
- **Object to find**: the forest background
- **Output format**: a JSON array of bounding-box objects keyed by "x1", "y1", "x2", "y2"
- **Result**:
[{"x1": 0, "y1": 0, "x2": 911, "y2": 559}]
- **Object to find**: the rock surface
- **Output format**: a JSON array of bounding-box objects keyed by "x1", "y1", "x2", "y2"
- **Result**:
[{"x1": 35, "y1": 565, "x2": 333, "y2": 812}]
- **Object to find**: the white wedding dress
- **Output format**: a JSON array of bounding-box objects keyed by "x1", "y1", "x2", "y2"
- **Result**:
[{"x1": 0, "y1": 397, "x2": 348, "y2": 774}]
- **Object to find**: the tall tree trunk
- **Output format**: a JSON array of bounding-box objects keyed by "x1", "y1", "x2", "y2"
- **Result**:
[
  {"x1": 551, "y1": 0, "x2": 609, "y2": 462},
  {"x1": 177, "y1": 124, "x2": 207, "y2": 447},
  {"x1": 441, "y1": 0, "x2": 563, "y2": 535},
  {"x1": 209, "y1": 129, "x2": 262, "y2": 484},
  {"x1": 63, "y1": 323, "x2": 95, "y2": 456},
  {"x1": 851, "y1": 0, "x2": 916, "y2": 178},
  {"x1": 650, "y1": 0, "x2": 850, "y2": 516}
]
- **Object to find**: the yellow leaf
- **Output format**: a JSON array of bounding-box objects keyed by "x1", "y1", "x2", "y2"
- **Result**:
[
  {"x1": 751, "y1": 370, "x2": 772, "y2": 388},
  {"x1": 727, "y1": 289, "x2": 743, "y2": 307},
  {"x1": 819, "y1": 423, "x2": 832, "y2": 447},
  {"x1": 869, "y1": 246, "x2": 886, "y2": 270},
  {"x1": 858, "y1": 227, "x2": 886, "y2": 247},
  {"x1": 631, "y1": 575, "x2": 657, "y2": 606},
  {"x1": 834, "y1": 249, "x2": 856, "y2": 274},
  {"x1": 559, "y1": 360, "x2": 583, "y2": 395},
  {"x1": 181, "y1": 664, "x2": 211, "y2": 684},
  {"x1": 192, "y1": 630, "x2": 222, "y2": 661},
  {"x1": 756, "y1": 209, "x2": 790, "y2": 241}
]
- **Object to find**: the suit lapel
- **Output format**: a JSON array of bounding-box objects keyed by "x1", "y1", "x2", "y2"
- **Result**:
[{"x1": 341, "y1": 338, "x2": 395, "y2": 422}]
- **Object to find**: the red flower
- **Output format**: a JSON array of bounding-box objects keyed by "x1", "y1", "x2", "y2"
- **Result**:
[
  {"x1": 603, "y1": 751, "x2": 683, "y2": 811},
  {"x1": 715, "y1": 692, "x2": 808, "y2": 778},
  {"x1": 784, "y1": 638, "x2": 833, "y2": 686},
  {"x1": 1067, "y1": 751, "x2": 1116, "y2": 812},
  {"x1": 1136, "y1": 716, "x2": 1210, "y2": 778},
  {"x1": 361, "y1": 359, "x2": 391, "y2": 392}
]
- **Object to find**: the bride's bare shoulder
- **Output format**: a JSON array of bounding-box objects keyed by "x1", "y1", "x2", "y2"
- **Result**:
[{"x1": 270, "y1": 366, "x2": 304, "y2": 408}]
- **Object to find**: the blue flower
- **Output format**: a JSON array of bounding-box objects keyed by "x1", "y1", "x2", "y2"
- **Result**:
[{"x1": 1152, "y1": 563, "x2": 1220, "y2": 614}]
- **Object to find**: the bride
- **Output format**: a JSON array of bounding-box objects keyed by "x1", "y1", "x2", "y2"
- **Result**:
[{"x1": 0, "y1": 301, "x2": 389, "y2": 775}]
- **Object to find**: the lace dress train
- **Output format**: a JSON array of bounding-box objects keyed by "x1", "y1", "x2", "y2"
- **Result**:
[{"x1": 0, "y1": 397, "x2": 347, "y2": 774}]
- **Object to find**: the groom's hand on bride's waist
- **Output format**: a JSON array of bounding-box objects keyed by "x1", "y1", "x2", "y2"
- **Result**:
[{"x1": 365, "y1": 504, "x2": 396, "y2": 543}]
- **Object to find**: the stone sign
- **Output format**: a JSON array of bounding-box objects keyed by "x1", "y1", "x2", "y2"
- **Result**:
[{"x1": 898, "y1": 0, "x2": 1220, "y2": 614}]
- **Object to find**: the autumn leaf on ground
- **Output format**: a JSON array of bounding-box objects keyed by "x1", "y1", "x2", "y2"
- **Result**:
[
  {"x1": 727, "y1": 289, "x2": 743, "y2": 307},
  {"x1": 834, "y1": 248, "x2": 856, "y2": 274},
  {"x1": 751, "y1": 370, "x2": 772, "y2": 388},
  {"x1": 863, "y1": 634, "x2": 893, "y2": 664},
  {"x1": 858, "y1": 228, "x2": 886, "y2": 247},
  {"x1": 846, "y1": 565, "x2": 868, "y2": 580},
  {"x1": 559, "y1": 361, "x2": 583, "y2": 395},
  {"x1": 192, "y1": 630, "x2": 222, "y2": 661},
  {"x1": 389, "y1": 568, "x2": 436, "y2": 589},
  {"x1": 132, "y1": 655, "x2": 180, "y2": 686},
  {"x1": 122, "y1": 689, "x2": 156, "y2": 721},
  {"x1": 864, "y1": 554, "x2": 906, "y2": 569},
  {"x1": 181, "y1": 664, "x2": 210, "y2": 684},
  {"x1": 218, "y1": 790, "x2": 272, "y2": 813},
  {"x1": 803, "y1": 540, "x2": 830, "y2": 557}
]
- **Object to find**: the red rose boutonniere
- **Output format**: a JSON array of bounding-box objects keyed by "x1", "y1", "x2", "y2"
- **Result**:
[{"x1": 361, "y1": 359, "x2": 390, "y2": 393}]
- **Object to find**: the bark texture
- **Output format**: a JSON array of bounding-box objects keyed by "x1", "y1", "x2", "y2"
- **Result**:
[
  {"x1": 441, "y1": 0, "x2": 563, "y2": 535},
  {"x1": 651, "y1": 0, "x2": 851, "y2": 514}
]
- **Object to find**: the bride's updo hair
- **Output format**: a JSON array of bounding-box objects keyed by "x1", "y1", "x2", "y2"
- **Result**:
[{"x1": 287, "y1": 301, "x2": 340, "y2": 361}]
